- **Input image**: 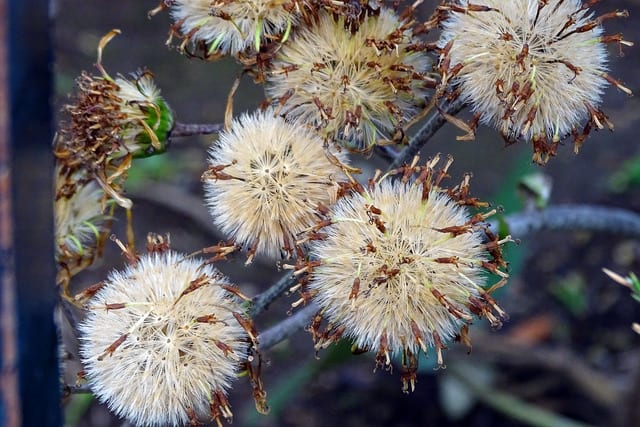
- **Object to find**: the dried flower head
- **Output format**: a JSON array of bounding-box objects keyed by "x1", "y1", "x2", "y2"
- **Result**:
[
  {"x1": 54, "y1": 167, "x2": 110, "y2": 274},
  {"x1": 79, "y1": 246, "x2": 251, "y2": 426},
  {"x1": 56, "y1": 31, "x2": 174, "y2": 208},
  {"x1": 300, "y1": 156, "x2": 509, "y2": 391},
  {"x1": 437, "y1": 0, "x2": 632, "y2": 164},
  {"x1": 202, "y1": 109, "x2": 347, "y2": 261},
  {"x1": 266, "y1": 8, "x2": 432, "y2": 151},
  {"x1": 162, "y1": 0, "x2": 304, "y2": 58}
]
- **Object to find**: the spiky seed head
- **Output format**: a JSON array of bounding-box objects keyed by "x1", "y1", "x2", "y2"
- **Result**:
[
  {"x1": 438, "y1": 0, "x2": 632, "y2": 164},
  {"x1": 54, "y1": 167, "x2": 109, "y2": 269},
  {"x1": 265, "y1": 8, "x2": 432, "y2": 151},
  {"x1": 305, "y1": 160, "x2": 508, "y2": 390},
  {"x1": 203, "y1": 109, "x2": 347, "y2": 260},
  {"x1": 56, "y1": 69, "x2": 174, "y2": 208},
  {"x1": 79, "y1": 250, "x2": 249, "y2": 426},
  {"x1": 167, "y1": 0, "x2": 303, "y2": 57}
]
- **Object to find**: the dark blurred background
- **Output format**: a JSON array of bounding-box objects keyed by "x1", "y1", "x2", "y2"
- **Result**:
[{"x1": 51, "y1": 1, "x2": 640, "y2": 426}]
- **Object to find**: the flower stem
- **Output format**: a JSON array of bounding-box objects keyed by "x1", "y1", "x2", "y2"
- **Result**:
[
  {"x1": 496, "y1": 205, "x2": 640, "y2": 239},
  {"x1": 170, "y1": 122, "x2": 224, "y2": 138},
  {"x1": 389, "y1": 99, "x2": 465, "y2": 170},
  {"x1": 249, "y1": 272, "x2": 296, "y2": 317},
  {"x1": 260, "y1": 303, "x2": 319, "y2": 350}
]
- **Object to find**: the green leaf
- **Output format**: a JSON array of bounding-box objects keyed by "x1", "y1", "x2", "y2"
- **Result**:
[
  {"x1": 547, "y1": 272, "x2": 588, "y2": 317},
  {"x1": 608, "y1": 155, "x2": 640, "y2": 192}
]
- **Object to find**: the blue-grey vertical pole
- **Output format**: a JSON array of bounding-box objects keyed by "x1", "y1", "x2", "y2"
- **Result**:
[
  {"x1": 0, "y1": 0, "x2": 21, "y2": 424},
  {"x1": 8, "y1": 0, "x2": 61, "y2": 424}
]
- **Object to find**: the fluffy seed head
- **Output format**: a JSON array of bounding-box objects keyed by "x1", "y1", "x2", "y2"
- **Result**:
[
  {"x1": 167, "y1": 0, "x2": 303, "y2": 57},
  {"x1": 304, "y1": 158, "x2": 508, "y2": 390},
  {"x1": 79, "y1": 249, "x2": 249, "y2": 426},
  {"x1": 438, "y1": 0, "x2": 631, "y2": 163},
  {"x1": 203, "y1": 110, "x2": 347, "y2": 260},
  {"x1": 266, "y1": 8, "x2": 432, "y2": 151}
]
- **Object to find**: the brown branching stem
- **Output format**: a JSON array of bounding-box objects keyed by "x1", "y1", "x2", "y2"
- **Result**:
[{"x1": 169, "y1": 122, "x2": 224, "y2": 138}]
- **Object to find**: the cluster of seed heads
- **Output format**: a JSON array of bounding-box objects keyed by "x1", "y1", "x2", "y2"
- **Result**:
[
  {"x1": 153, "y1": 0, "x2": 434, "y2": 151},
  {"x1": 59, "y1": 0, "x2": 634, "y2": 425}
]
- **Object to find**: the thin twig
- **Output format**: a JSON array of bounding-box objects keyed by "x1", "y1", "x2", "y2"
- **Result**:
[
  {"x1": 374, "y1": 144, "x2": 400, "y2": 163},
  {"x1": 65, "y1": 384, "x2": 92, "y2": 394},
  {"x1": 260, "y1": 303, "x2": 318, "y2": 350},
  {"x1": 249, "y1": 272, "x2": 296, "y2": 317},
  {"x1": 58, "y1": 295, "x2": 80, "y2": 333},
  {"x1": 492, "y1": 204, "x2": 640, "y2": 239},
  {"x1": 169, "y1": 122, "x2": 224, "y2": 138},
  {"x1": 130, "y1": 183, "x2": 223, "y2": 242},
  {"x1": 389, "y1": 99, "x2": 465, "y2": 170},
  {"x1": 129, "y1": 183, "x2": 277, "y2": 268}
]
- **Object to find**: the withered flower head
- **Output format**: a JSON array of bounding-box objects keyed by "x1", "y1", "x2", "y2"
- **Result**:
[
  {"x1": 202, "y1": 109, "x2": 347, "y2": 261},
  {"x1": 54, "y1": 166, "x2": 110, "y2": 273},
  {"x1": 265, "y1": 8, "x2": 432, "y2": 151},
  {"x1": 56, "y1": 30, "x2": 174, "y2": 209},
  {"x1": 301, "y1": 155, "x2": 509, "y2": 391},
  {"x1": 79, "y1": 246, "x2": 251, "y2": 426},
  {"x1": 437, "y1": 0, "x2": 632, "y2": 164},
  {"x1": 164, "y1": 0, "x2": 304, "y2": 58}
]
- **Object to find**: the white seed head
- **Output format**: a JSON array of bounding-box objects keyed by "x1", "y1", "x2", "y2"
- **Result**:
[
  {"x1": 79, "y1": 251, "x2": 248, "y2": 426},
  {"x1": 203, "y1": 110, "x2": 347, "y2": 260},
  {"x1": 169, "y1": 0, "x2": 301, "y2": 56},
  {"x1": 439, "y1": 0, "x2": 614, "y2": 157},
  {"x1": 266, "y1": 9, "x2": 431, "y2": 150},
  {"x1": 308, "y1": 180, "x2": 490, "y2": 357}
]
